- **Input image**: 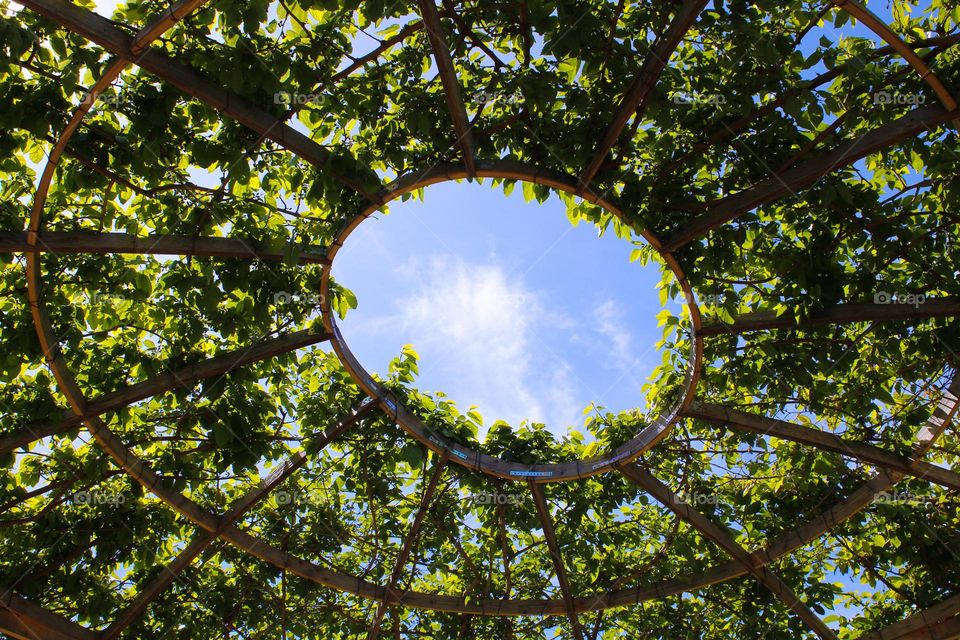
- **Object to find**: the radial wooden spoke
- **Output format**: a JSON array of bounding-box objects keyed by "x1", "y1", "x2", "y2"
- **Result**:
[
  {"x1": 619, "y1": 464, "x2": 839, "y2": 640},
  {"x1": 0, "y1": 231, "x2": 330, "y2": 264},
  {"x1": 684, "y1": 401, "x2": 960, "y2": 491},
  {"x1": 0, "y1": 591, "x2": 98, "y2": 640},
  {"x1": 698, "y1": 297, "x2": 960, "y2": 336},
  {"x1": 661, "y1": 104, "x2": 958, "y2": 252},
  {"x1": 13, "y1": 0, "x2": 383, "y2": 203},
  {"x1": 529, "y1": 481, "x2": 585, "y2": 640},
  {"x1": 886, "y1": 616, "x2": 960, "y2": 640},
  {"x1": 577, "y1": 0, "x2": 707, "y2": 191},
  {"x1": 102, "y1": 533, "x2": 219, "y2": 640},
  {"x1": 100, "y1": 400, "x2": 377, "y2": 640},
  {"x1": 0, "y1": 330, "x2": 331, "y2": 455},
  {"x1": 416, "y1": 0, "x2": 476, "y2": 176},
  {"x1": 861, "y1": 592, "x2": 960, "y2": 640},
  {"x1": 367, "y1": 453, "x2": 449, "y2": 638}
]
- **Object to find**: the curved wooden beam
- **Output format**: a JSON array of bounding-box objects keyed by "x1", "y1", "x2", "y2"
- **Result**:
[
  {"x1": 683, "y1": 401, "x2": 960, "y2": 492},
  {"x1": 0, "y1": 330, "x2": 331, "y2": 455},
  {"x1": 323, "y1": 160, "x2": 705, "y2": 483},
  {"x1": 699, "y1": 297, "x2": 960, "y2": 336},
  {"x1": 417, "y1": 0, "x2": 476, "y2": 176},
  {"x1": 619, "y1": 464, "x2": 838, "y2": 640},
  {"x1": 12, "y1": 0, "x2": 383, "y2": 203},
  {"x1": 661, "y1": 104, "x2": 958, "y2": 252},
  {"x1": 1, "y1": 17, "x2": 215, "y2": 640},
  {"x1": 577, "y1": 0, "x2": 708, "y2": 191},
  {"x1": 0, "y1": 231, "x2": 330, "y2": 264},
  {"x1": 24, "y1": 371, "x2": 953, "y2": 619}
]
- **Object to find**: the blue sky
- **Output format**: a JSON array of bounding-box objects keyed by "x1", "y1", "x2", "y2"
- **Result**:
[{"x1": 332, "y1": 181, "x2": 667, "y2": 437}]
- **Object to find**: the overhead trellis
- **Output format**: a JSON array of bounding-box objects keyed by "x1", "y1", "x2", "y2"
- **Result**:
[{"x1": 1, "y1": 0, "x2": 960, "y2": 638}]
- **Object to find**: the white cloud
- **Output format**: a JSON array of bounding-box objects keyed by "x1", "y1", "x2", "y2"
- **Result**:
[
  {"x1": 396, "y1": 256, "x2": 582, "y2": 434},
  {"x1": 341, "y1": 255, "x2": 661, "y2": 436},
  {"x1": 591, "y1": 298, "x2": 661, "y2": 411},
  {"x1": 594, "y1": 299, "x2": 640, "y2": 371}
]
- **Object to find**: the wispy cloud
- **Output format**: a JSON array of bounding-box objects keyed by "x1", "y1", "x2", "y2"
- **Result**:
[
  {"x1": 395, "y1": 255, "x2": 583, "y2": 434},
  {"x1": 594, "y1": 299, "x2": 640, "y2": 371},
  {"x1": 591, "y1": 298, "x2": 659, "y2": 410}
]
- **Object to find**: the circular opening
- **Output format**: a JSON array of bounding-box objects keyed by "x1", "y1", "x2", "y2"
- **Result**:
[
  {"x1": 321, "y1": 167, "x2": 701, "y2": 481},
  {"x1": 331, "y1": 181, "x2": 667, "y2": 437}
]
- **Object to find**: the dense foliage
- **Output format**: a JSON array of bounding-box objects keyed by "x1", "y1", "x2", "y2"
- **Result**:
[{"x1": 2, "y1": 0, "x2": 960, "y2": 638}]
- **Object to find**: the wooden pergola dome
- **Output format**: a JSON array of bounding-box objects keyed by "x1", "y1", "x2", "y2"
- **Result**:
[{"x1": 2, "y1": 0, "x2": 960, "y2": 637}]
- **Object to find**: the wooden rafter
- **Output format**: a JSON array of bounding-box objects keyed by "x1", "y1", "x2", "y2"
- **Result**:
[
  {"x1": 683, "y1": 401, "x2": 960, "y2": 491},
  {"x1": 698, "y1": 297, "x2": 960, "y2": 336},
  {"x1": 661, "y1": 104, "x2": 959, "y2": 252},
  {"x1": 0, "y1": 591, "x2": 98, "y2": 640},
  {"x1": 0, "y1": 330, "x2": 331, "y2": 454},
  {"x1": 577, "y1": 0, "x2": 708, "y2": 191},
  {"x1": 529, "y1": 481, "x2": 585, "y2": 640},
  {"x1": 619, "y1": 464, "x2": 839, "y2": 640},
  {"x1": 861, "y1": 592, "x2": 960, "y2": 640},
  {"x1": 0, "y1": 231, "x2": 330, "y2": 264},
  {"x1": 416, "y1": 0, "x2": 476, "y2": 176}
]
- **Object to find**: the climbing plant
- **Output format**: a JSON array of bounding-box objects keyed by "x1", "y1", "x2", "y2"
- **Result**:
[{"x1": 1, "y1": 0, "x2": 960, "y2": 638}]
